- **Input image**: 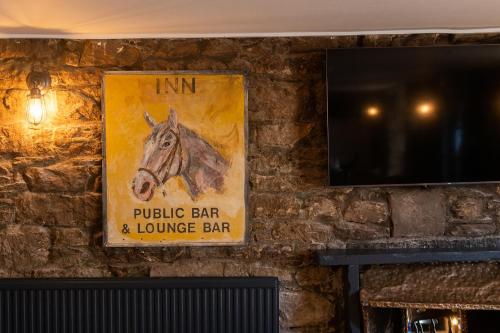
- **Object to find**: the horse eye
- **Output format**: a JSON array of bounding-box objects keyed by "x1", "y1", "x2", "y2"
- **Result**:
[{"x1": 161, "y1": 141, "x2": 171, "y2": 149}]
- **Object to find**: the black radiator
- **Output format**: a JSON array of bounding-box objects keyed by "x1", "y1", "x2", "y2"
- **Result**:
[{"x1": 0, "y1": 277, "x2": 279, "y2": 333}]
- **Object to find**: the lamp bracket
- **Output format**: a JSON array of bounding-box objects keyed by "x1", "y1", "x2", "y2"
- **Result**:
[{"x1": 26, "y1": 71, "x2": 51, "y2": 91}]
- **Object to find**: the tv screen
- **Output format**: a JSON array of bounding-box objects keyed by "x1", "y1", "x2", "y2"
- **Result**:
[{"x1": 327, "y1": 45, "x2": 500, "y2": 186}]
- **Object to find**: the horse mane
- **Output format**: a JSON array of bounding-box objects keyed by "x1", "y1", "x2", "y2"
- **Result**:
[{"x1": 178, "y1": 124, "x2": 229, "y2": 197}]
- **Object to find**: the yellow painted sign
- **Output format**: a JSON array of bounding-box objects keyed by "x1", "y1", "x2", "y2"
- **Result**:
[{"x1": 102, "y1": 72, "x2": 247, "y2": 246}]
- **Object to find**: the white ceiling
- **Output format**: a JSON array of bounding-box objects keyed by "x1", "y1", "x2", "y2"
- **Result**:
[{"x1": 0, "y1": 0, "x2": 500, "y2": 38}]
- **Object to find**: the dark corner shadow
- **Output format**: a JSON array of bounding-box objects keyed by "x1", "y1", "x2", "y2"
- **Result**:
[{"x1": 0, "y1": 25, "x2": 72, "y2": 36}]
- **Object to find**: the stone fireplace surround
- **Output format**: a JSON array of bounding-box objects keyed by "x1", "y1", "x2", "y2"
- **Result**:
[
  {"x1": 361, "y1": 260, "x2": 500, "y2": 333},
  {"x1": 319, "y1": 237, "x2": 500, "y2": 333},
  {"x1": 1, "y1": 34, "x2": 500, "y2": 332}
]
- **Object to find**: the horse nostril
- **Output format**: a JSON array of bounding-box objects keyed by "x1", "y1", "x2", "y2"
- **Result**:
[{"x1": 140, "y1": 182, "x2": 151, "y2": 194}]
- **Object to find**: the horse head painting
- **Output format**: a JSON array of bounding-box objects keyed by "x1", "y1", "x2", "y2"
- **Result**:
[{"x1": 132, "y1": 108, "x2": 229, "y2": 201}]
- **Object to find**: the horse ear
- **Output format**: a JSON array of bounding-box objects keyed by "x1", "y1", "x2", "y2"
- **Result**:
[
  {"x1": 144, "y1": 112, "x2": 157, "y2": 128},
  {"x1": 167, "y1": 108, "x2": 178, "y2": 128}
]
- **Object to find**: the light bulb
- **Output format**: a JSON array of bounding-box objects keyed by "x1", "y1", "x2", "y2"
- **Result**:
[
  {"x1": 26, "y1": 88, "x2": 46, "y2": 126},
  {"x1": 416, "y1": 102, "x2": 435, "y2": 116},
  {"x1": 366, "y1": 106, "x2": 380, "y2": 117},
  {"x1": 25, "y1": 71, "x2": 52, "y2": 126}
]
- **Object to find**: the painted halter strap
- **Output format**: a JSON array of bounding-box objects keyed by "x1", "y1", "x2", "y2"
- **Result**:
[{"x1": 138, "y1": 130, "x2": 183, "y2": 186}]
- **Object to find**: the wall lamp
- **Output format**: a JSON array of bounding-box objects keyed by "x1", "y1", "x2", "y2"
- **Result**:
[{"x1": 26, "y1": 70, "x2": 52, "y2": 126}]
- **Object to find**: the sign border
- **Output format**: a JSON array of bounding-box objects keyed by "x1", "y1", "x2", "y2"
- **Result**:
[{"x1": 101, "y1": 70, "x2": 248, "y2": 247}]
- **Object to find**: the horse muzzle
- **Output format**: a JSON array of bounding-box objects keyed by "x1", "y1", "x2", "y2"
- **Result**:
[{"x1": 132, "y1": 169, "x2": 157, "y2": 201}]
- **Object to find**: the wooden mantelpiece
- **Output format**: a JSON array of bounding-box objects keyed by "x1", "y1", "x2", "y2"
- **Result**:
[{"x1": 318, "y1": 247, "x2": 500, "y2": 333}]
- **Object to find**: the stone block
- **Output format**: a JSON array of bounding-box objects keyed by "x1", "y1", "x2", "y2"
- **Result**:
[
  {"x1": 53, "y1": 123, "x2": 102, "y2": 156},
  {"x1": 53, "y1": 227, "x2": 90, "y2": 246},
  {"x1": 52, "y1": 67, "x2": 101, "y2": 87},
  {"x1": 295, "y1": 266, "x2": 338, "y2": 291},
  {"x1": 49, "y1": 247, "x2": 97, "y2": 268},
  {"x1": 108, "y1": 264, "x2": 150, "y2": 277},
  {"x1": 150, "y1": 260, "x2": 225, "y2": 277},
  {"x1": 0, "y1": 269, "x2": 30, "y2": 278},
  {"x1": 0, "y1": 40, "x2": 36, "y2": 59},
  {"x1": 250, "y1": 174, "x2": 300, "y2": 193},
  {"x1": 250, "y1": 220, "x2": 333, "y2": 259},
  {"x1": 280, "y1": 291, "x2": 334, "y2": 328},
  {"x1": 0, "y1": 224, "x2": 50, "y2": 271},
  {"x1": 344, "y1": 200, "x2": 389, "y2": 224},
  {"x1": 0, "y1": 207, "x2": 15, "y2": 224},
  {"x1": 250, "y1": 260, "x2": 295, "y2": 285},
  {"x1": 255, "y1": 220, "x2": 333, "y2": 245},
  {"x1": 390, "y1": 189, "x2": 446, "y2": 237},
  {"x1": 453, "y1": 33, "x2": 500, "y2": 44},
  {"x1": 248, "y1": 77, "x2": 309, "y2": 122},
  {"x1": 0, "y1": 89, "x2": 26, "y2": 124},
  {"x1": 80, "y1": 40, "x2": 141, "y2": 66},
  {"x1": 202, "y1": 39, "x2": 239, "y2": 59},
  {"x1": 290, "y1": 36, "x2": 357, "y2": 52},
  {"x1": 249, "y1": 150, "x2": 293, "y2": 175},
  {"x1": 256, "y1": 123, "x2": 313, "y2": 148},
  {"x1": 23, "y1": 158, "x2": 101, "y2": 193},
  {"x1": 447, "y1": 223, "x2": 496, "y2": 237},
  {"x1": 52, "y1": 90, "x2": 100, "y2": 123},
  {"x1": 125, "y1": 248, "x2": 164, "y2": 263},
  {"x1": 62, "y1": 51, "x2": 80, "y2": 66},
  {"x1": 450, "y1": 197, "x2": 488, "y2": 222},
  {"x1": 189, "y1": 246, "x2": 228, "y2": 258},
  {"x1": 184, "y1": 58, "x2": 228, "y2": 71},
  {"x1": 250, "y1": 193, "x2": 302, "y2": 219},
  {"x1": 33, "y1": 265, "x2": 111, "y2": 278},
  {"x1": 15, "y1": 192, "x2": 101, "y2": 227},
  {"x1": 153, "y1": 39, "x2": 200, "y2": 59},
  {"x1": 304, "y1": 196, "x2": 341, "y2": 220},
  {"x1": 224, "y1": 261, "x2": 295, "y2": 286},
  {"x1": 333, "y1": 220, "x2": 390, "y2": 240}
]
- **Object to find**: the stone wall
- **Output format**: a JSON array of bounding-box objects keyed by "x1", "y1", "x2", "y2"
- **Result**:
[{"x1": 1, "y1": 34, "x2": 500, "y2": 332}]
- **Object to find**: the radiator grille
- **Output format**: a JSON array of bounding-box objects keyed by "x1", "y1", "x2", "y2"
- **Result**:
[{"x1": 0, "y1": 278, "x2": 279, "y2": 333}]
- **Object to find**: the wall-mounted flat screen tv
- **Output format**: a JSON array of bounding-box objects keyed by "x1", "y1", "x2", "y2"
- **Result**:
[{"x1": 327, "y1": 45, "x2": 500, "y2": 186}]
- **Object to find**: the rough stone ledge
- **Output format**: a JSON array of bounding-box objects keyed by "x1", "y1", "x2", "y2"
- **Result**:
[
  {"x1": 361, "y1": 262, "x2": 500, "y2": 309},
  {"x1": 346, "y1": 236, "x2": 500, "y2": 249},
  {"x1": 363, "y1": 300, "x2": 500, "y2": 311}
]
